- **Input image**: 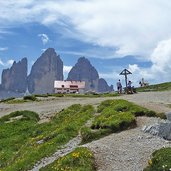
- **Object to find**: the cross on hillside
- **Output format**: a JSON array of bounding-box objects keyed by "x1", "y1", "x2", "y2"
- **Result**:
[{"x1": 119, "y1": 69, "x2": 132, "y2": 91}]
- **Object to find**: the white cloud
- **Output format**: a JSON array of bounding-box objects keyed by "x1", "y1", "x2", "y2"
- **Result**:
[
  {"x1": 0, "y1": 47, "x2": 8, "y2": 51},
  {"x1": 38, "y1": 34, "x2": 49, "y2": 45},
  {"x1": 63, "y1": 65, "x2": 72, "y2": 73},
  {"x1": 0, "y1": 58, "x2": 14, "y2": 66},
  {"x1": 1, "y1": 0, "x2": 171, "y2": 84},
  {"x1": 1, "y1": 0, "x2": 171, "y2": 57},
  {"x1": 0, "y1": 59, "x2": 4, "y2": 66},
  {"x1": 41, "y1": 48, "x2": 47, "y2": 52},
  {"x1": 124, "y1": 41, "x2": 171, "y2": 85},
  {"x1": 7, "y1": 59, "x2": 14, "y2": 65},
  {"x1": 150, "y1": 38, "x2": 171, "y2": 81},
  {"x1": 128, "y1": 64, "x2": 139, "y2": 73}
]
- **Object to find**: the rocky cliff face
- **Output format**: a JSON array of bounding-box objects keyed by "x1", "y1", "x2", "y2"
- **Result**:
[
  {"x1": 98, "y1": 78, "x2": 113, "y2": 92},
  {"x1": 67, "y1": 57, "x2": 99, "y2": 91},
  {"x1": 1, "y1": 58, "x2": 27, "y2": 93},
  {"x1": 27, "y1": 48, "x2": 63, "y2": 94},
  {"x1": 67, "y1": 57, "x2": 113, "y2": 92}
]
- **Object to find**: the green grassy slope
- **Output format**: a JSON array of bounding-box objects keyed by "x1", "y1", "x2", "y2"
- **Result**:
[{"x1": 137, "y1": 82, "x2": 171, "y2": 92}]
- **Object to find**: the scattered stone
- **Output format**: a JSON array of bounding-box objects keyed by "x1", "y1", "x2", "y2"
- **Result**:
[{"x1": 36, "y1": 140, "x2": 44, "y2": 145}]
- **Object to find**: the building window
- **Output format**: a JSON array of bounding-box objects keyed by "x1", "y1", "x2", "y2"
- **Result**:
[{"x1": 62, "y1": 85, "x2": 64, "y2": 88}]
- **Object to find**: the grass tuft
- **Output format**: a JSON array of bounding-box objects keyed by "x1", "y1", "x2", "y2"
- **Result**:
[
  {"x1": 81, "y1": 99, "x2": 162, "y2": 144},
  {"x1": 144, "y1": 147, "x2": 171, "y2": 171},
  {"x1": 40, "y1": 147, "x2": 96, "y2": 171}
]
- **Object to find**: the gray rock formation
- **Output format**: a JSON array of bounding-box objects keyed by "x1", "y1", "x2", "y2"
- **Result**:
[
  {"x1": 1, "y1": 58, "x2": 27, "y2": 93},
  {"x1": 67, "y1": 57, "x2": 113, "y2": 92},
  {"x1": 98, "y1": 78, "x2": 113, "y2": 93},
  {"x1": 143, "y1": 120, "x2": 171, "y2": 140},
  {"x1": 28, "y1": 48, "x2": 63, "y2": 94},
  {"x1": 166, "y1": 112, "x2": 171, "y2": 121}
]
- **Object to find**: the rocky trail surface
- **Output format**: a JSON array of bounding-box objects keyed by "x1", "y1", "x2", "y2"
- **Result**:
[
  {"x1": 84, "y1": 117, "x2": 171, "y2": 171},
  {"x1": 0, "y1": 91, "x2": 171, "y2": 120}
]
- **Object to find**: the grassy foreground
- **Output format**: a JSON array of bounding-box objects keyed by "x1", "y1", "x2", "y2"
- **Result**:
[
  {"x1": 0, "y1": 104, "x2": 94, "y2": 171},
  {"x1": 0, "y1": 99, "x2": 168, "y2": 171}
]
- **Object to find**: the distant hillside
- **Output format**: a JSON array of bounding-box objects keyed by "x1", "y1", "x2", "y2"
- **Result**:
[{"x1": 137, "y1": 82, "x2": 171, "y2": 92}]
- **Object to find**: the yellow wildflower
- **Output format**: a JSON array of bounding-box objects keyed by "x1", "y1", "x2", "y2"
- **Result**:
[
  {"x1": 72, "y1": 152, "x2": 80, "y2": 158},
  {"x1": 148, "y1": 159, "x2": 152, "y2": 165}
]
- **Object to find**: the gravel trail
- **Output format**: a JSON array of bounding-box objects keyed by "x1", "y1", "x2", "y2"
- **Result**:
[
  {"x1": 0, "y1": 91, "x2": 171, "y2": 120},
  {"x1": 83, "y1": 117, "x2": 171, "y2": 171}
]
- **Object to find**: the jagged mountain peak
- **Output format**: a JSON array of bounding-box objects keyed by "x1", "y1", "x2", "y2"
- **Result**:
[
  {"x1": 67, "y1": 57, "x2": 113, "y2": 92},
  {"x1": 27, "y1": 48, "x2": 63, "y2": 94}
]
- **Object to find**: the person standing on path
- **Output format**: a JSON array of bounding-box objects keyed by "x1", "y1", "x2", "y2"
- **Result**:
[
  {"x1": 127, "y1": 80, "x2": 133, "y2": 93},
  {"x1": 117, "y1": 79, "x2": 122, "y2": 94}
]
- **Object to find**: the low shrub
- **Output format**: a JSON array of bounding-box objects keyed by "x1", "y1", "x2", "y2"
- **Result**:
[
  {"x1": 144, "y1": 147, "x2": 171, "y2": 171},
  {"x1": 81, "y1": 126, "x2": 111, "y2": 144},
  {"x1": 0, "y1": 97, "x2": 15, "y2": 103},
  {"x1": 23, "y1": 95, "x2": 37, "y2": 101},
  {"x1": 49, "y1": 93, "x2": 64, "y2": 97},
  {"x1": 97, "y1": 99, "x2": 160, "y2": 118},
  {"x1": 156, "y1": 112, "x2": 166, "y2": 119},
  {"x1": 92, "y1": 110, "x2": 136, "y2": 132},
  {"x1": 34, "y1": 94, "x2": 49, "y2": 97},
  {"x1": 40, "y1": 147, "x2": 96, "y2": 171},
  {"x1": 0, "y1": 110, "x2": 40, "y2": 124}
]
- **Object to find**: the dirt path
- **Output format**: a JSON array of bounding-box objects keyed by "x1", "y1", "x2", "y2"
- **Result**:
[
  {"x1": 83, "y1": 116, "x2": 171, "y2": 171},
  {"x1": 0, "y1": 91, "x2": 171, "y2": 121},
  {"x1": 116, "y1": 91, "x2": 171, "y2": 113}
]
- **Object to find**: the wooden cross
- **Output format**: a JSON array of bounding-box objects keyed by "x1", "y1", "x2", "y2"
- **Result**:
[{"x1": 119, "y1": 69, "x2": 132, "y2": 89}]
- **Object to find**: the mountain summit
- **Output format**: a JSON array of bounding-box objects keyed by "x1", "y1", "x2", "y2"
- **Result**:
[
  {"x1": 27, "y1": 48, "x2": 63, "y2": 94},
  {"x1": 1, "y1": 58, "x2": 27, "y2": 93},
  {"x1": 67, "y1": 57, "x2": 113, "y2": 92}
]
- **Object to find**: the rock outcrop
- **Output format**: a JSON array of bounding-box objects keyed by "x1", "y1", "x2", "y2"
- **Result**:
[
  {"x1": 143, "y1": 119, "x2": 171, "y2": 140},
  {"x1": 27, "y1": 48, "x2": 63, "y2": 94},
  {"x1": 67, "y1": 57, "x2": 113, "y2": 92},
  {"x1": 98, "y1": 78, "x2": 114, "y2": 92},
  {"x1": 1, "y1": 58, "x2": 27, "y2": 93}
]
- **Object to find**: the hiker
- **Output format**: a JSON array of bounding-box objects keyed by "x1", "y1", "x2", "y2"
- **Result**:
[
  {"x1": 139, "y1": 81, "x2": 142, "y2": 87},
  {"x1": 127, "y1": 80, "x2": 133, "y2": 94},
  {"x1": 117, "y1": 79, "x2": 122, "y2": 94}
]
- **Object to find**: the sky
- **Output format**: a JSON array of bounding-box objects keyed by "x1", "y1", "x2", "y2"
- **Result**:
[{"x1": 0, "y1": 0, "x2": 171, "y2": 90}]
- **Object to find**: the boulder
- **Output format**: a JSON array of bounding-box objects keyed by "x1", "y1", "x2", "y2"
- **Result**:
[
  {"x1": 166, "y1": 112, "x2": 171, "y2": 121},
  {"x1": 143, "y1": 120, "x2": 171, "y2": 140}
]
